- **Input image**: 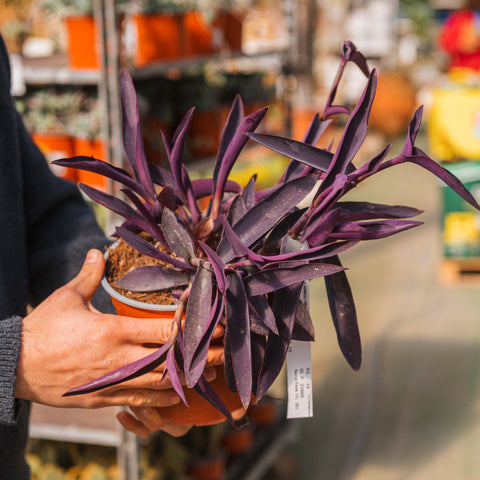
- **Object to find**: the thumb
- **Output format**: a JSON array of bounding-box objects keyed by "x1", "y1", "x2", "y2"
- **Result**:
[{"x1": 68, "y1": 249, "x2": 105, "y2": 301}]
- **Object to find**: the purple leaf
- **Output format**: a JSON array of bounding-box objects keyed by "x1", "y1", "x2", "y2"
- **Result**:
[
  {"x1": 161, "y1": 208, "x2": 195, "y2": 261},
  {"x1": 183, "y1": 266, "x2": 213, "y2": 383},
  {"x1": 119, "y1": 70, "x2": 155, "y2": 197},
  {"x1": 186, "y1": 290, "x2": 225, "y2": 387},
  {"x1": 115, "y1": 226, "x2": 193, "y2": 271},
  {"x1": 52, "y1": 156, "x2": 153, "y2": 202},
  {"x1": 115, "y1": 265, "x2": 190, "y2": 292},
  {"x1": 212, "y1": 106, "x2": 268, "y2": 216},
  {"x1": 324, "y1": 256, "x2": 361, "y2": 370},
  {"x1": 251, "y1": 333, "x2": 267, "y2": 397},
  {"x1": 223, "y1": 221, "x2": 265, "y2": 266},
  {"x1": 292, "y1": 300, "x2": 315, "y2": 341},
  {"x1": 302, "y1": 207, "x2": 342, "y2": 246},
  {"x1": 198, "y1": 241, "x2": 227, "y2": 293},
  {"x1": 166, "y1": 346, "x2": 187, "y2": 405},
  {"x1": 256, "y1": 283, "x2": 302, "y2": 400},
  {"x1": 214, "y1": 95, "x2": 243, "y2": 176},
  {"x1": 341, "y1": 40, "x2": 369, "y2": 76},
  {"x1": 227, "y1": 194, "x2": 248, "y2": 227},
  {"x1": 193, "y1": 375, "x2": 234, "y2": 424},
  {"x1": 226, "y1": 271, "x2": 252, "y2": 408},
  {"x1": 321, "y1": 69, "x2": 377, "y2": 189},
  {"x1": 337, "y1": 201, "x2": 423, "y2": 221},
  {"x1": 245, "y1": 263, "x2": 345, "y2": 295},
  {"x1": 217, "y1": 175, "x2": 318, "y2": 262},
  {"x1": 248, "y1": 294, "x2": 278, "y2": 335},
  {"x1": 248, "y1": 133, "x2": 339, "y2": 174},
  {"x1": 167, "y1": 108, "x2": 195, "y2": 202},
  {"x1": 329, "y1": 219, "x2": 423, "y2": 241},
  {"x1": 190, "y1": 178, "x2": 242, "y2": 198},
  {"x1": 149, "y1": 163, "x2": 173, "y2": 186},
  {"x1": 242, "y1": 175, "x2": 257, "y2": 210},
  {"x1": 260, "y1": 239, "x2": 358, "y2": 264}
]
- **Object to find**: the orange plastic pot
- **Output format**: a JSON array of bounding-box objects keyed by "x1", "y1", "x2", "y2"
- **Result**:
[
  {"x1": 213, "y1": 9, "x2": 244, "y2": 52},
  {"x1": 101, "y1": 271, "x2": 244, "y2": 426},
  {"x1": 187, "y1": 455, "x2": 226, "y2": 480},
  {"x1": 221, "y1": 425, "x2": 254, "y2": 455},
  {"x1": 133, "y1": 13, "x2": 184, "y2": 66},
  {"x1": 65, "y1": 16, "x2": 98, "y2": 70},
  {"x1": 32, "y1": 133, "x2": 77, "y2": 182},
  {"x1": 183, "y1": 11, "x2": 216, "y2": 57},
  {"x1": 74, "y1": 137, "x2": 108, "y2": 191}
]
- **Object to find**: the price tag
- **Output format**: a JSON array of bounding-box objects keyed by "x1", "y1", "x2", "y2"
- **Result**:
[{"x1": 286, "y1": 339, "x2": 313, "y2": 419}]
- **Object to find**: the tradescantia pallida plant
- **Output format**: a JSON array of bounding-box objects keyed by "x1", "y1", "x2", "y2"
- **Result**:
[{"x1": 53, "y1": 41, "x2": 480, "y2": 423}]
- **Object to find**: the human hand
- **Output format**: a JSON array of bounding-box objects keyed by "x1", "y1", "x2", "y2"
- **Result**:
[{"x1": 15, "y1": 249, "x2": 222, "y2": 409}]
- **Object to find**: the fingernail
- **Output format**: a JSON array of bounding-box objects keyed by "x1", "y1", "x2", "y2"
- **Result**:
[
  {"x1": 167, "y1": 395, "x2": 181, "y2": 405},
  {"x1": 85, "y1": 250, "x2": 98, "y2": 264},
  {"x1": 204, "y1": 368, "x2": 216, "y2": 381}
]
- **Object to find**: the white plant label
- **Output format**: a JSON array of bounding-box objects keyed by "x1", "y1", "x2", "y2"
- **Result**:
[{"x1": 286, "y1": 339, "x2": 313, "y2": 419}]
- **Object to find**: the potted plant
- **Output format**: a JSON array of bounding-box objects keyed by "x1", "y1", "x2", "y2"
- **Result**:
[
  {"x1": 39, "y1": 0, "x2": 127, "y2": 69},
  {"x1": 53, "y1": 41, "x2": 480, "y2": 427},
  {"x1": 129, "y1": 0, "x2": 216, "y2": 67}
]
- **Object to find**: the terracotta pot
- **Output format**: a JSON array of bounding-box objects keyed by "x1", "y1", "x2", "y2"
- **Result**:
[
  {"x1": 183, "y1": 11, "x2": 216, "y2": 57},
  {"x1": 32, "y1": 133, "x2": 77, "y2": 182},
  {"x1": 369, "y1": 71, "x2": 417, "y2": 136},
  {"x1": 133, "y1": 13, "x2": 184, "y2": 66},
  {"x1": 221, "y1": 425, "x2": 254, "y2": 455},
  {"x1": 101, "y1": 265, "x2": 244, "y2": 426},
  {"x1": 64, "y1": 16, "x2": 98, "y2": 70},
  {"x1": 213, "y1": 9, "x2": 244, "y2": 52},
  {"x1": 73, "y1": 137, "x2": 108, "y2": 191},
  {"x1": 187, "y1": 455, "x2": 226, "y2": 480},
  {"x1": 246, "y1": 397, "x2": 278, "y2": 426}
]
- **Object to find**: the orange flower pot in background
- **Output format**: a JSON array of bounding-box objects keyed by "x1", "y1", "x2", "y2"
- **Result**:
[
  {"x1": 212, "y1": 9, "x2": 244, "y2": 52},
  {"x1": 32, "y1": 133, "x2": 77, "y2": 182},
  {"x1": 101, "y1": 271, "x2": 245, "y2": 427},
  {"x1": 73, "y1": 137, "x2": 108, "y2": 191},
  {"x1": 133, "y1": 13, "x2": 183, "y2": 66},
  {"x1": 184, "y1": 11, "x2": 216, "y2": 57},
  {"x1": 65, "y1": 16, "x2": 98, "y2": 69}
]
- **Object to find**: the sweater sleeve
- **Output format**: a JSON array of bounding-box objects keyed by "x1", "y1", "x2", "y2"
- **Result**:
[{"x1": 0, "y1": 316, "x2": 22, "y2": 424}]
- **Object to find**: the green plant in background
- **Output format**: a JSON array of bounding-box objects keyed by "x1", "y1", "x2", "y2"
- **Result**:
[
  {"x1": 130, "y1": 0, "x2": 195, "y2": 14},
  {"x1": 39, "y1": 0, "x2": 129, "y2": 17}
]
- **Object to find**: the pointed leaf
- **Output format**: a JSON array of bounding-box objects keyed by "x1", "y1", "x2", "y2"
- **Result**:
[
  {"x1": 292, "y1": 300, "x2": 315, "y2": 341},
  {"x1": 217, "y1": 175, "x2": 318, "y2": 262},
  {"x1": 161, "y1": 208, "x2": 195, "y2": 261},
  {"x1": 248, "y1": 294, "x2": 278, "y2": 335},
  {"x1": 226, "y1": 271, "x2": 252, "y2": 408},
  {"x1": 116, "y1": 226, "x2": 192, "y2": 270},
  {"x1": 324, "y1": 256, "x2": 361, "y2": 370},
  {"x1": 115, "y1": 265, "x2": 190, "y2": 292},
  {"x1": 183, "y1": 266, "x2": 213, "y2": 379},
  {"x1": 245, "y1": 263, "x2": 345, "y2": 295}
]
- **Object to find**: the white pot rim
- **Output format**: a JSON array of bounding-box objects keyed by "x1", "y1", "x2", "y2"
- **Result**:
[{"x1": 101, "y1": 242, "x2": 178, "y2": 312}]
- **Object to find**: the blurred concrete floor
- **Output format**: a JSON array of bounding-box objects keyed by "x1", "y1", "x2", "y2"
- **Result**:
[{"x1": 291, "y1": 139, "x2": 480, "y2": 479}]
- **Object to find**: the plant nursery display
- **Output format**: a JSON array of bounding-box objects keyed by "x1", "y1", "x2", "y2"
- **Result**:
[{"x1": 53, "y1": 41, "x2": 480, "y2": 426}]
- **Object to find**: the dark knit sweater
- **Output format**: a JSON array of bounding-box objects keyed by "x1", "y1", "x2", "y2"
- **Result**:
[{"x1": 0, "y1": 36, "x2": 112, "y2": 478}]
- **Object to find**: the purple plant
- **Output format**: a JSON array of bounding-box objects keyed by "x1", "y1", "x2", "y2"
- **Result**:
[{"x1": 53, "y1": 41, "x2": 480, "y2": 422}]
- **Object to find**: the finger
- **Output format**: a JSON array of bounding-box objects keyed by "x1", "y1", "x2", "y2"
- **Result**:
[
  {"x1": 119, "y1": 319, "x2": 225, "y2": 347},
  {"x1": 100, "y1": 388, "x2": 183, "y2": 408},
  {"x1": 66, "y1": 249, "x2": 105, "y2": 301},
  {"x1": 130, "y1": 407, "x2": 192, "y2": 437},
  {"x1": 116, "y1": 410, "x2": 151, "y2": 438},
  {"x1": 109, "y1": 365, "x2": 216, "y2": 391}
]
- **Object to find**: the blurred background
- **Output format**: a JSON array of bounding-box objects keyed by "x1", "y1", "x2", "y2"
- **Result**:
[{"x1": 3, "y1": 0, "x2": 480, "y2": 479}]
